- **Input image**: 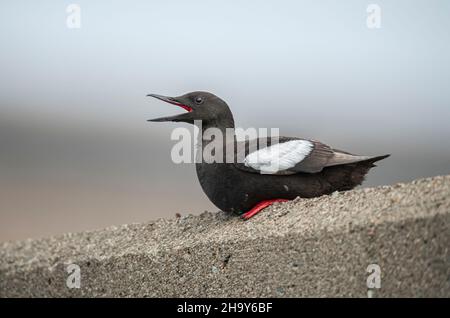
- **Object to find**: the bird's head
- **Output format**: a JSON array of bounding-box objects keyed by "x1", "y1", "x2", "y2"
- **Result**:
[{"x1": 147, "y1": 91, "x2": 234, "y2": 128}]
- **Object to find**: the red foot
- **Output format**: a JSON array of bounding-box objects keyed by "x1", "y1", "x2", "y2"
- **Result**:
[{"x1": 241, "y1": 199, "x2": 289, "y2": 220}]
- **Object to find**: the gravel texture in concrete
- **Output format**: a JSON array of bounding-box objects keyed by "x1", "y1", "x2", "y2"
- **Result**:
[{"x1": 0, "y1": 175, "x2": 449, "y2": 297}]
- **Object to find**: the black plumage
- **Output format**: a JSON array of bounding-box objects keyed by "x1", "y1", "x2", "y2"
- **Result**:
[{"x1": 148, "y1": 91, "x2": 389, "y2": 218}]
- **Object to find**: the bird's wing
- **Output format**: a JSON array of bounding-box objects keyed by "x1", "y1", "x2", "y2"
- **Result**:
[{"x1": 234, "y1": 137, "x2": 377, "y2": 175}]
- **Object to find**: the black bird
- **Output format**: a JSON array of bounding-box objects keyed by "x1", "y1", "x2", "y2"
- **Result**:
[{"x1": 148, "y1": 91, "x2": 389, "y2": 219}]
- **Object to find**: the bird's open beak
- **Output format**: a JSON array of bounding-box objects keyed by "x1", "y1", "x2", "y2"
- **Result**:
[{"x1": 147, "y1": 94, "x2": 194, "y2": 122}]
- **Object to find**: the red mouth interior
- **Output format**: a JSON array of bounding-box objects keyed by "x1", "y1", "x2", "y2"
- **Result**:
[{"x1": 170, "y1": 101, "x2": 193, "y2": 112}]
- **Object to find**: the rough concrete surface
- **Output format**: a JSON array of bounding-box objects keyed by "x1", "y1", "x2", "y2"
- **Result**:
[{"x1": 1, "y1": 175, "x2": 449, "y2": 298}]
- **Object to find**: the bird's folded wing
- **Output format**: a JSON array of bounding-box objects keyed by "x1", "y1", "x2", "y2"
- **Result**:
[{"x1": 233, "y1": 137, "x2": 335, "y2": 175}]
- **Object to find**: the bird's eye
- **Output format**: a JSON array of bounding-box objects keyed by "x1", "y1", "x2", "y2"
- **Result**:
[{"x1": 194, "y1": 96, "x2": 204, "y2": 104}]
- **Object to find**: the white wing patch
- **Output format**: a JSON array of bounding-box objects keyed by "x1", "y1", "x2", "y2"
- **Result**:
[{"x1": 244, "y1": 140, "x2": 313, "y2": 174}]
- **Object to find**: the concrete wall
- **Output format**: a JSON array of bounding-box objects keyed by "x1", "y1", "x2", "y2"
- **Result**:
[{"x1": 1, "y1": 175, "x2": 449, "y2": 297}]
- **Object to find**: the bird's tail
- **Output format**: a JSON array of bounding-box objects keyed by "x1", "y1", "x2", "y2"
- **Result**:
[
  {"x1": 364, "y1": 154, "x2": 391, "y2": 165},
  {"x1": 324, "y1": 154, "x2": 390, "y2": 191}
]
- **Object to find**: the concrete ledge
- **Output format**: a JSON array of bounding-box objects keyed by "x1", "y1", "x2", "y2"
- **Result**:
[{"x1": 1, "y1": 175, "x2": 449, "y2": 297}]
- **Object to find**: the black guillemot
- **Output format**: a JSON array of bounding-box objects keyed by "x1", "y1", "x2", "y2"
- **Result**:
[{"x1": 148, "y1": 91, "x2": 389, "y2": 220}]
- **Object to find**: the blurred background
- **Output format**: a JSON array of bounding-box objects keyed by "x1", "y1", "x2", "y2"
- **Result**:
[{"x1": 1, "y1": 0, "x2": 449, "y2": 242}]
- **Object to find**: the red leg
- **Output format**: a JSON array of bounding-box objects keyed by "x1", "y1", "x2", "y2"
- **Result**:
[{"x1": 241, "y1": 199, "x2": 289, "y2": 220}]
